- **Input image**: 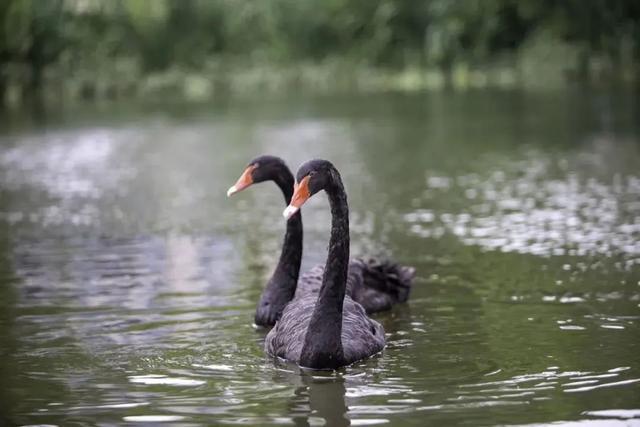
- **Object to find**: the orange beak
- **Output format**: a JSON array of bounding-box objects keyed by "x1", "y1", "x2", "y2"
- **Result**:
[
  {"x1": 283, "y1": 175, "x2": 311, "y2": 219},
  {"x1": 227, "y1": 164, "x2": 257, "y2": 197}
]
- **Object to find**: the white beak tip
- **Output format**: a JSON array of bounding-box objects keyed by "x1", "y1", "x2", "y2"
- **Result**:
[
  {"x1": 226, "y1": 186, "x2": 237, "y2": 197},
  {"x1": 283, "y1": 205, "x2": 299, "y2": 219}
]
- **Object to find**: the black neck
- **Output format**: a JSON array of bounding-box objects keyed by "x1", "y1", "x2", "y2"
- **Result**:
[
  {"x1": 300, "y1": 176, "x2": 349, "y2": 368},
  {"x1": 265, "y1": 170, "x2": 303, "y2": 300}
]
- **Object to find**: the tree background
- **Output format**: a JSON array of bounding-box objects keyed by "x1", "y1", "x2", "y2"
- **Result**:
[{"x1": 1, "y1": 0, "x2": 639, "y2": 105}]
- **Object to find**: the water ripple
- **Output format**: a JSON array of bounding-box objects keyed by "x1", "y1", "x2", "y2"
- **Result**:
[{"x1": 406, "y1": 148, "x2": 640, "y2": 259}]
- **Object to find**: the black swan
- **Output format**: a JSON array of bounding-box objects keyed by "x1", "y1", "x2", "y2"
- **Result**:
[
  {"x1": 265, "y1": 159, "x2": 385, "y2": 369},
  {"x1": 227, "y1": 155, "x2": 415, "y2": 327}
]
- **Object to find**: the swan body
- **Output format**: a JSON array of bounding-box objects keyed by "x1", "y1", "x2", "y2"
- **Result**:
[{"x1": 265, "y1": 294, "x2": 385, "y2": 367}]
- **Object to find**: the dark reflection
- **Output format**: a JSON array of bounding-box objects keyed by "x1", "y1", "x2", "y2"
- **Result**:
[
  {"x1": 275, "y1": 367, "x2": 349, "y2": 427},
  {"x1": 305, "y1": 376, "x2": 349, "y2": 427}
]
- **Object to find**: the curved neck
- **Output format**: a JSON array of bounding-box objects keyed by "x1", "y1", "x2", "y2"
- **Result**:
[
  {"x1": 319, "y1": 185, "x2": 349, "y2": 311},
  {"x1": 265, "y1": 170, "x2": 303, "y2": 299},
  {"x1": 301, "y1": 177, "x2": 349, "y2": 368},
  {"x1": 273, "y1": 169, "x2": 295, "y2": 205}
]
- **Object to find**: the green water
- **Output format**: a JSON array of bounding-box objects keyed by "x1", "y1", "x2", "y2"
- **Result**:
[{"x1": 0, "y1": 90, "x2": 639, "y2": 426}]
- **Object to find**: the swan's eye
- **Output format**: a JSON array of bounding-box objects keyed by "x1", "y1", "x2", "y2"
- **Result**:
[{"x1": 308, "y1": 171, "x2": 317, "y2": 177}]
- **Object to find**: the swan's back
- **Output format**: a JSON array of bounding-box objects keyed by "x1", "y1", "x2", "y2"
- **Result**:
[
  {"x1": 294, "y1": 259, "x2": 415, "y2": 314},
  {"x1": 265, "y1": 295, "x2": 385, "y2": 366},
  {"x1": 294, "y1": 264, "x2": 324, "y2": 297},
  {"x1": 295, "y1": 264, "x2": 361, "y2": 297}
]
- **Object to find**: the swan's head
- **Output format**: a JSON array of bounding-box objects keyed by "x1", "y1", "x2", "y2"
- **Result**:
[
  {"x1": 227, "y1": 155, "x2": 290, "y2": 197},
  {"x1": 283, "y1": 159, "x2": 340, "y2": 219}
]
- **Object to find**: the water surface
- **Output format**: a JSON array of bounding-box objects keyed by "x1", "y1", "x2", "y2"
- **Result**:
[{"x1": 0, "y1": 90, "x2": 639, "y2": 426}]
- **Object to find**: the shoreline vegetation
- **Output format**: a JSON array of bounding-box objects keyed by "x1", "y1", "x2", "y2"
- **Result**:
[{"x1": 1, "y1": 0, "x2": 639, "y2": 107}]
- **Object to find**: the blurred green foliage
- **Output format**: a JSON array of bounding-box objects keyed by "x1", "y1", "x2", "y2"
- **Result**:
[{"x1": 1, "y1": 0, "x2": 639, "y2": 105}]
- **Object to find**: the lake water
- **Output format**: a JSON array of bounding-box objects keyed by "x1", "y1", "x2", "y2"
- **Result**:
[{"x1": 0, "y1": 90, "x2": 639, "y2": 426}]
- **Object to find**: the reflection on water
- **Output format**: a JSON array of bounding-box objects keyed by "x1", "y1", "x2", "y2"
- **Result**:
[
  {"x1": 0, "y1": 91, "x2": 638, "y2": 426},
  {"x1": 405, "y1": 143, "x2": 640, "y2": 258}
]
